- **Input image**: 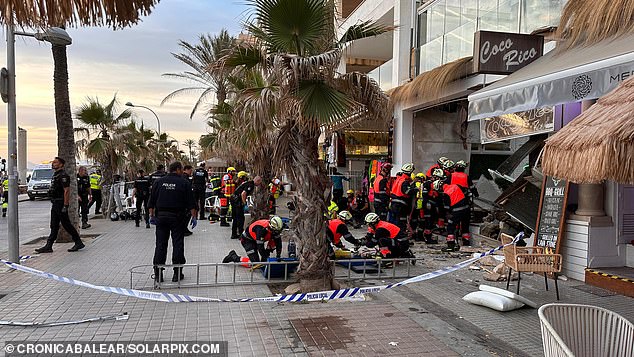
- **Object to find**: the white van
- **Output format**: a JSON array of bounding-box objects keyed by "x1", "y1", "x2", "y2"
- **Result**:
[{"x1": 27, "y1": 164, "x2": 54, "y2": 200}]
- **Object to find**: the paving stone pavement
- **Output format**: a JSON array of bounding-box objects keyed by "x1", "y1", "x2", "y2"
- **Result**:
[{"x1": 0, "y1": 209, "x2": 632, "y2": 357}]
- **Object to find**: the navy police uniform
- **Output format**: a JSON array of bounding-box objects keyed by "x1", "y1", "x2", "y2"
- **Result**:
[
  {"x1": 77, "y1": 174, "x2": 91, "y2": 226},
  {"x1": 148, "y1": 173, "x2": 196, "y2": 274},
  {"x1": 42, "y1": 169, "x2": 84, "y2": 250},
  {"x1": 230, "y1": 180, "x2": 255, "y2": 239},
  {"x1": 133, "y1": 175, "x2": 151, "y2": 227},
  {"x1": 192, "y1": 167, "x2": 208, "y2": 220}
]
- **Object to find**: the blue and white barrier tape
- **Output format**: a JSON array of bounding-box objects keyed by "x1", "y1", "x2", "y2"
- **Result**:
[{"x1": 0, "y1": 239, "x2": 516, "y2": 303}]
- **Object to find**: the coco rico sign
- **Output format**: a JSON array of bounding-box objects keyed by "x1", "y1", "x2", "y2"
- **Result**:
[{"x1": 473, "y1": 31, "x2": 544, "y2": 75}]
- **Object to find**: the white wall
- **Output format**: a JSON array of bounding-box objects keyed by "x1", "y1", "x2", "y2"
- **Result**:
[
  {"x1": 393, "y1": 0, "x2": 414, "y2": 86},
  {"x1": 561, "y1": 220, "x2": 589, "y2": 282},
  {"x1": 392, "y1": 106, "x2": 413, "y2": 174}
]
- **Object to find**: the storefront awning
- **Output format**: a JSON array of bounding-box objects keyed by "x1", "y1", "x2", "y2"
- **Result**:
[
  {"x1": 542, "y1": 76, "x2": 634, "y2": 185},
  {"x1": 468, "y1": 34, "x2": 634, "y2": 121}
]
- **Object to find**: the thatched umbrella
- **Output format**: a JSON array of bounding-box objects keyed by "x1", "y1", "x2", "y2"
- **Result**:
[{"x1": 542, "y1": 76, "x2": 634, "y2": 184}]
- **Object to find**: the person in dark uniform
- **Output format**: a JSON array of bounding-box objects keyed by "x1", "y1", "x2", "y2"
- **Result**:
[
  {"x1": 35, "y1": 157, "x2": 85, "y2": 253},
  {"x1": 148, "y1": 164, "x2": 167, "y2": 188},
  {"x1": 230, "y1": 174, "x2": 261, "y2": 239},
  {"x1": 182, "y1": 165, "x2": 194, "y2": 236},
  {"x1": 77, "y1": 166, "x2": 92, "y2": 229},
  {"x1": 148, "y1": 161, "x2": 197, "y2": 283},
  {"x1": 132, "y1": 169, "x2": 151, "y2": 228},
  {"x1": 192, "y1": 162, "x2": 209, "y2": 220}
]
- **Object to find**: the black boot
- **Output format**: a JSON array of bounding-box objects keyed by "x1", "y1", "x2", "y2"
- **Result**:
[
  {"x1": 82, "y1": 222, "x2": 91, "y2": 229},
  {"x1": 153, "y1": 267, "x2": 164, "y2": 283},
  {"x1": 219, "y1": 218, "x2": 230, "y2": 227},
  {"x1": 223, "y1": 250, "x2": 240, "y2": 263},
  {"x1": 35, "y1": 242, "x2": 54, "y2": 253},
  {"x1": 172, "y1": 268, "x2": 184, "y2": 282},
  {"x1": 135, "y1": 220, "x2": 140, "y2": 227},
  {"x1": 68, "y1": 242, "x2": 85, "y2": 252}
]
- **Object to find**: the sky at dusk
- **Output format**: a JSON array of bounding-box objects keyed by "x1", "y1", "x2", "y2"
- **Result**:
[{"x1": 0, "y1": 0, "x2": 249, "y2": 164}]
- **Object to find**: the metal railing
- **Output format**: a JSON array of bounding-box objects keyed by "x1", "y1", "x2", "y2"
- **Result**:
[{"x1": 129, "y1": 257, "x2": 426, "y2": 290}]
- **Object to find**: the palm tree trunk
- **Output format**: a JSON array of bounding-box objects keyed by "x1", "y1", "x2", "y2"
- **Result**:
[
  {"x1": 286, "y1": 126, "x2": 333, "y2": 292},
  {"x1": 250, "y1": 148, "x2": 272, "y2": 221},
  {"x1": 52, "y1": 44, "x2": 80, "y2": 241}
]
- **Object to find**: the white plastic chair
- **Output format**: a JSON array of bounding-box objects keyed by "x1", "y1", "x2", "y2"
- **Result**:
[{"x1": 539, "y1": 303, "x2": 634, "y2": 357}]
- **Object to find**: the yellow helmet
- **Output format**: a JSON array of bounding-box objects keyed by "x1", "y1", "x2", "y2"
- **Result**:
[
  {"x1": 415, "y1": 172, "x2": 426, "y2": 179},
  {"x1": 346, "y1": 189, "x2": 354, "y2": 195},
  {"x1": 227, "y1": 167, "x2": 236, "y2": 172},
  {"x1": 237, "y1": 171, "x2": 249, "y2": 178}
]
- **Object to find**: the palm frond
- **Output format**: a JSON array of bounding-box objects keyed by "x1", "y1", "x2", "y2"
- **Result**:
[{"x1": 338, "y1": 21, "x2": 394, "y2": 44}]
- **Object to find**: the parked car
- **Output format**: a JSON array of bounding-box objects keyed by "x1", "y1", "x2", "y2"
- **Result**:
[{"x1": 27, "y1": 164, "x2": 54, "y2": 200}]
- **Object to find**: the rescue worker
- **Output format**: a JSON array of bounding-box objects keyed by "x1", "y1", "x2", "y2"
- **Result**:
[
  {"x1": 88, "y1": 169, "x2": 103, "y2": 214},
  {"x1": 148, "y1": 161, "x2": 197, "y2": 283},
  {"x1": 182, "y1": 165, "x2": 194, "y2": 236},
  {"x1": 230, "y1": 173, "x2": 261, "y2": 239},
  {"x1": 327, "y1": 200, "x2": 339, "y2": 219},
  {"x1": 268, "y1": 178, "x2": 282, "y2": 214},
  {"x1": 411, "y1": 173, "x2": 426, "y2": 241},
  {"x1": 1, "y1": 175, "x2": 8, "y2": 217},
  {"x1": 132, "y1": 169, "x2": 151, "y2": 228},
  {"x1": 363, "y1": 213, "x2": 414, "y2": 264},
  {"x1": 451, "y1": 160, "x2": 478, "y2": 199},
  {"x1": 77, "y1": 166, "x2": 92, "y2": 229},
  {"x1": 326, "y1": 210, "x2": 361, "y2": 258},
  {"x1": 223, "y1": 216, "x2": 284, "y2": 264},
  {"x1": 372, "y1": 163, "x2": 392, "y2": 220},
  {"x1": 220, "y1": 167, "x2": 236, "y2": 227},
  {"x1": 207, "y1": 172, "x2": 222, "y2": 221},
  {"x1": 420, "y1": 171, "x2": 439, "y2": 244},
  {"x1": 426, "y1": 157, "x2": 448, "y2": 178},
  {"x1": 192, "y1": 162, "x2": 209, "y2": 220},
  {"x1": 345, "y1": 189, "x2": 355, "y2": 212},
  {"x1": 351, "y1": 190, "x2": 369, "y2": 228},
  {"x1": 431, "y1": 168, "x2": 448, "y2": 231},
  {"x1": 389, "y1": 163, "x2": 417, "y2": 230},
  {"x1": 442, "y1": 159, "x2": 455, "y2": 182},
  {"x1": 433, "y1": 180, "x2": 471, "y2": 251},
  {"x1": 35, "y1": 157, "x2": 85, "y2": 253}
]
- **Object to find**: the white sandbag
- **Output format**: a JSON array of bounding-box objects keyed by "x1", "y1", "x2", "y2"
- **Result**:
[
  {"x1": 463, "y1": 291, "x2": 525, "y2": 312},
  {"x1": 479, "y1": 284, "x2": 537, "y2": 308}
]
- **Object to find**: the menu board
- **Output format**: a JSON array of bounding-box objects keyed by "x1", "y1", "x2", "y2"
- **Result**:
[
  {"x1": 535, "y1": 176, "x2": 569, "y2": 254},
  {"x1": 480, "y1": 107, "x2": 554, "y2": 144}
]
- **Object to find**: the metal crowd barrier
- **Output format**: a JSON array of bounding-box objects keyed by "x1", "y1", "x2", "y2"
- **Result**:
[{"x1": 129, "y1": 257, "x2": 426, "y2": 290}]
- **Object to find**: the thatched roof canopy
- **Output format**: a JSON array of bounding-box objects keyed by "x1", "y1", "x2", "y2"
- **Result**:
[
  {"x1": 542, "y1": 76, "x2": 634, "y2": 184},
  {"x1": 389, "y1": 56, "x2": 472, "y2": 107},
  {"x1": 1, "y1": 0, "x2": 159, "y2": 29}
]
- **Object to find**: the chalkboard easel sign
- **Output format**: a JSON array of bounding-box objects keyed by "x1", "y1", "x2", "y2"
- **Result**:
[{"x1": 534, "y1": 176, "x2": 569, "y2": 254}]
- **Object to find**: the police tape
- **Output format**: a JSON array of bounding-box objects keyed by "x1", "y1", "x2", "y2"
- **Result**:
[
  {"x1": 0, "y1": 239, "x2": 516, "y2": 303},
  {"x1": 0, "y1": 313, "x2": 128, "y2": 327}
]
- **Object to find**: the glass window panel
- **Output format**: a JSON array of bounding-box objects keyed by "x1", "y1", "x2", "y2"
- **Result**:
[
  {"x1": 443, "y1": 21, "x2": 476, "y2": 63},
  {"x1": 479, "y1": 0, "x2": 498, "y2": 11},
  {"x1": 428, "y1": 1, "x2": 446, "y2": 41},
  {"x1": 445, "y1": 0, "x2": 461, "y2": 33},
  {"x1": 419, "y1": 37, "x2": 444, "y2": 73},
  {"x1": 521, "y1": 0, "x2": 564, "y2": 33},
  {"x1": 479, "y1": 5, "x2": 498, "y2": 31},
  {"x1": 417, "y1": 11, "x2": 428, "y2": 46},
  {"x1": 497, "y1": 0, "x2": 519, "y2": 33},
  {"x1": 461, "y1": 0, "x2": 478, "y2": 25}
]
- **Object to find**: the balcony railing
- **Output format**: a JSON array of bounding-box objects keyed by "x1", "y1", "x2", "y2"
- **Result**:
[{"x1": 368, "y1": 58, "x2": 394, "y2": 91}]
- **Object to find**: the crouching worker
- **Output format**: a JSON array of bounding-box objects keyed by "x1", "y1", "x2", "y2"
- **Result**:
[
  {"x1": 223, "y1": 216, "x2": 284, "y2": 265},
  {"x1": 326, "y1": 210, "x2": 361, "y2": 259},
  {"x1": 433, "y1": 180, "x2": 470, "y2": 252},
  {"x1": 363, "y1": 213, "x2": 415, "y2": 265}
]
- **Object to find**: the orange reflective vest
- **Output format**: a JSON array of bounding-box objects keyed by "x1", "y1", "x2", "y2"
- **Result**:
[
  {"x1": 373, "y1": 174, "x2": 388, "y2": 195},
  {"x1": 327, "y1": 219, "x2": 346, "y2": 245},
  {"x1": 369, "y1": 221, "x2": 401, "y2": 239},
  {"x1": 451, "y1": 172, "x2": 468, "y2": 189},
  {"x1": 391, "y1": 174, "x2": 411, "y2": 198},
  {"x1": 222, "y1": 173, "x2": 235, "y2": 197},
  {"x1": 246, "y1": 219, "x2": 272, "y2": 242},
  {"x1": 444, "y1": 184, "x2": 466, "y2": 207},
  {"x1": 269, "y1": 183, "x2": 281, "y2": 199}
]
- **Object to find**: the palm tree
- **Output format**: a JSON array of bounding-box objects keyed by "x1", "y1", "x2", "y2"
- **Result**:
[
  {"x1": 218, "y1": 0, "x2": 391, "y2": 291},
  {"x1": 183, "y1": 139, "x2": 197, "y2": 163},
  {"x1": 162, "y1": 30, "x2": 237, "y2": 118},
  {"x1": 2, "y1": 0, "x2": 159, "y2": 240}
]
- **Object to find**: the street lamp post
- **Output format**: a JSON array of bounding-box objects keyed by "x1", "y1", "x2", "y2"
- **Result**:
[
  {"x1": 3, "y1": 26, "x2": 72, "y2": 264},
  {"x1": 125, "y1": 102, "x2": 161, "y2": 137}
]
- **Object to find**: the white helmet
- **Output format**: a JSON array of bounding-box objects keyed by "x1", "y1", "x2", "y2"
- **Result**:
[
  {"x1": 432, "y1": 168, "x2": 445, "y2": 179},
  {"x1": 364, "y1": 212, "x2": 380, "y2": 225},
  {"x1": 269, "y1": 216, "x2": 284, "y2": 232},
  {"x1": 338, "y1": 210, "x2": 353, "y2": 222},
  {"x1": 432, "y1": 180, "x2": 444, "y2": 192},
  {"x1": 401, "y1": 163, "x2": 415, "y2": 174}
]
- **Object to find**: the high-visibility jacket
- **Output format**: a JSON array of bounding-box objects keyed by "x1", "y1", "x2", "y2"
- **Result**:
[
  {"x1": 246, "y1": 219, "x2": 272, "y2": 242},
  {"x1": 443, "y1": 184, "x2": 466, "y2": 207},
  {"x1": 451, "y1": 172, "x2": 468, "y2": 189},
  {"x1": 327, "y1": 200, "x2": 339, "y2": 218},
  {"x1": 89, "y1": 173, "x2": 102, "y2": 190},
  {"x1": 269, "y1": 183, "x2": 281, "y2": 199},
  {"x1": 328, "y1": 219, "x2": 346, "y2": 245},
  {"x1": 368, "y1": 220, "x2": 401, "y2": 239},
  {"x1": 2, "y1": 179, "x2": 8, "y2": 190},
  {"x1": 415, "y1": 181, "x2": 424, "y2": 209},
  {"x1": 222, "y1": 173, "x2": 235, "y2": 197},
  {"x1": 391, "y1": 174, "x2": 411, "y2": 199}
]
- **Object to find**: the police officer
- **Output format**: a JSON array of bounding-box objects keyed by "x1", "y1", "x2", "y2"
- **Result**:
[
  {"x1": 148, "y1": 161, "x2": 197, "y2": 283},
  {"x1": 77, "y1": 166, "x2": 92, "y2": 229},
  {"x1": 35, "y1": 157, "x2": 85, "y2": 253},
  {"x1": 230, "y1": 173, "x2": 261, "y2": 239},
  {"x1": 1, "y1": 175, "x2": 8, "y2": 218},
  {"x1": 88, "y1": 169, "x2": 103, "y2": 214},
  {"x1": 192, "y1": 163, "x2": 209, "y2": 220},
  {"x1": 132, "y1": 169, "x2": 151, "y2": 228},
  {"x1": 149, "y1": 164, "x2": 167, "y2": 188}
]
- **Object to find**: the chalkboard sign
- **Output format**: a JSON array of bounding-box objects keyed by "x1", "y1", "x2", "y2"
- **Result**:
[{"x1": 535, "y1": 176, "x2": 569, "y2": 254}]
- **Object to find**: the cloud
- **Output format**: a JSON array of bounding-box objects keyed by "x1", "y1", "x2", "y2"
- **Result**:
[{"x1": 0, "y1": 0, "x2": 248, "y2": 163}]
